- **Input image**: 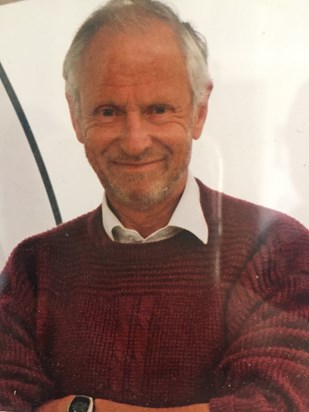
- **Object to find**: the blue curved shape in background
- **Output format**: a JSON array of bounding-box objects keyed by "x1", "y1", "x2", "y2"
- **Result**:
[{"x1": 0, "y1": 61, "x2": 62, "y2": 226}]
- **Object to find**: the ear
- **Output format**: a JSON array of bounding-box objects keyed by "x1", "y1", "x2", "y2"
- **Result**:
[
  {"x1": 66, "y1": 93, "x2": 84, "y2": 143},
  {"x1": 191, "y1": 82, "x2": 213, "y2": 141}
]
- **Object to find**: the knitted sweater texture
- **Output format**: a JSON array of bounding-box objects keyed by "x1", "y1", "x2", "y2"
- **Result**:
[{"x1": 0, "y1": 182, "x2": 308, "y2": 411}]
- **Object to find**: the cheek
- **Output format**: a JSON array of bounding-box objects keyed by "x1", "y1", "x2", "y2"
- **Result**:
[
  {"x1": 83, "y1": 127, "x2": 114, "y2": 153},
  {"x1": 157, "y1": 120, "x2": 192, "y2": 143},
  {"x1": 161, "y1": 125, "x2": 193, "y2": 151},
  {"x1": 83, "y1": 135, "x2": 108, "y2": 170}
]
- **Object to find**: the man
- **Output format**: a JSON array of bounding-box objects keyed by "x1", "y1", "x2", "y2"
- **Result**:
[{"x1": 0, "y1": 0, "x2": 308, "y2": 411}]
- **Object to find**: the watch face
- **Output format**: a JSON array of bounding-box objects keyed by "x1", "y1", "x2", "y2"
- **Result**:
[{"x1": 68, "y1": 396, "x2": 93, "y2": 412}]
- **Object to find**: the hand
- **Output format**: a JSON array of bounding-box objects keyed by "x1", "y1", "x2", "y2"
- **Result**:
[
  {"x1": 34, "y1": 395, "x2": 75, "y2": 412},
  {"x1": 95, "y1": 399, "x2": 210, "y2": 412}
]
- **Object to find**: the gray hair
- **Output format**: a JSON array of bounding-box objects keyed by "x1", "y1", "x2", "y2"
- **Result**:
[{"x1": 63, "y1": 0, "x2": 211, "y2": 108}]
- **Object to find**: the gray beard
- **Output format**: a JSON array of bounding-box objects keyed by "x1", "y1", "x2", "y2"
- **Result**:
[{"x1": 101, "y1": 172, "x2": 179, "y2": 212}]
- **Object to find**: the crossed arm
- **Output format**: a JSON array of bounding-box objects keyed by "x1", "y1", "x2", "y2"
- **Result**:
[{"x1": 1, "y1": 221, "x2": 309, "y2": 411}]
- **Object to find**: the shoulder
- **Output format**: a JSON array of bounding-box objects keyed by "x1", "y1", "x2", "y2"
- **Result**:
[
  {"x1": 196, "y1": 180, "x2": 309, "y2": 304},
  {"x1": 196, "y1": 178, "x2": 308, "y2": 245},
  {"x1": 5, "y1": 207, "x2": 102, "y2": 264}
]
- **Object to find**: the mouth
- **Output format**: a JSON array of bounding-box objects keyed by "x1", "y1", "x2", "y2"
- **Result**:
[{"x1": 111, "y1": 158, "x2": 165, "y2": 172}]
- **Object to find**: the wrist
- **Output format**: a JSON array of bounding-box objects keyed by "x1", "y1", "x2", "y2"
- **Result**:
[{"x1": 67, "y1": 395, "x2": 94, "y2": 412}]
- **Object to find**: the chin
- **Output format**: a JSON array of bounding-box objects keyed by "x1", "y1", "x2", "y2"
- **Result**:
[
  {"x1": 98, "y1": 168, "x2": 186, "y2": 209},
  {"x1": 106, "y1": 180, "x2": 172, "y2": 210}
]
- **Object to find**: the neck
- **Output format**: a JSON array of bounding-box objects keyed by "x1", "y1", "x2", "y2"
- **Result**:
[{"x1": 107, "y1": 190, "x2": 184, "y2": 238}]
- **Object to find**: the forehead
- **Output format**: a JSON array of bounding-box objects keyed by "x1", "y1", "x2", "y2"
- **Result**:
[{"x1": 79, "y1": 19, "x2": 189, "y2": 88}]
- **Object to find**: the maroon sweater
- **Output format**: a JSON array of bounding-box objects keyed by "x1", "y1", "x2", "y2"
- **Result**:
[{"x1": 0, "y1": 182, "x2": 308, "y2": 411}]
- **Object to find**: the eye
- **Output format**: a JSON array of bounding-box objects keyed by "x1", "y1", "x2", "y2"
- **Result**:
[
  {"x1": 148, "y1": 105, "x2": 170, "y2": 115},
  {"x1": 152, "y1": 105, "x2": 168, "y2": 115},
  {"x1": 96, "y1": 106, "x2": 120, "y2": 123},
  {"x1": 146, "y1": 105, "x2": 174, "y2": 123},
  {"x1": 101, "y1": 107, "x2": 116, "y2": 117}
]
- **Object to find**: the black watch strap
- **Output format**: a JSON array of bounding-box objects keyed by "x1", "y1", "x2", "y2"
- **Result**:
[{"x1": 67, "y1": 395, "x2": 94, "y2": 412}]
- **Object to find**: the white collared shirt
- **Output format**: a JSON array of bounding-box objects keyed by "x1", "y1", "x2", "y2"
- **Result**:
[{"x1": 102, "y1": 173, "x2": 208, "y2": 244}]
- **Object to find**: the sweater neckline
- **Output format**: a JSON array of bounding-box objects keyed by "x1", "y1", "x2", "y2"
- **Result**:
[{"x1": 86, "y1": 206, "x2": 205, "y2": 262}]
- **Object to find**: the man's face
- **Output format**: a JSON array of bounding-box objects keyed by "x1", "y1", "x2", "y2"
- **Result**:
[{"x1": 69, "y1": 20, "x2": 208, "y2": 211}]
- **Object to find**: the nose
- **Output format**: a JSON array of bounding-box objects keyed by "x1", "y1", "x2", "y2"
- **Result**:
[{"x1": 121, "y1": 111, "x2": 151, "y2": 155}]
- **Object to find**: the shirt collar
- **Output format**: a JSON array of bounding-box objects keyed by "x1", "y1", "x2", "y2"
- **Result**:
[
  {"x1": 169, "y1": 173, "x2": 208, "y2": 244},
  {"x1": 102, "y1": 173, "x2": 208, "y2": 244}
]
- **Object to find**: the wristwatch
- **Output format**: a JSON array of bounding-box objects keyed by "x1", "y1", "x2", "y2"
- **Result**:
[{"x1": 67, "y1": 395, "x2": 94, "y2": 412}]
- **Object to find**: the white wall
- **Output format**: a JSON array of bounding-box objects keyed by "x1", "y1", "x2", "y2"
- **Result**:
[{"x1": 0, "y1": 0, "x2": 308, "y2": 265}]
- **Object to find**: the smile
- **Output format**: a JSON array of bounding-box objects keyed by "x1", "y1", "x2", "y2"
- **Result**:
[{"x1": 111, "y1": 159, "x2": 165, "y2": 171}]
